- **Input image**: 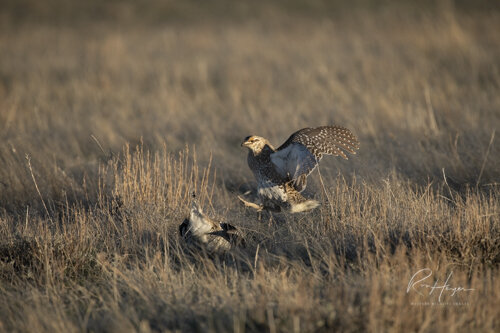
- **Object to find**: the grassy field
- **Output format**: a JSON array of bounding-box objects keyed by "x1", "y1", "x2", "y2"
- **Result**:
[{"x1": 0, "y1": 1, "x2": 499, "y2": 332}]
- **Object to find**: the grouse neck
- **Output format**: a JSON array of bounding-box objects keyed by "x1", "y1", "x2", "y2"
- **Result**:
[{"x1": 252, "y1": 144, "x2": 274, "y2": 158}]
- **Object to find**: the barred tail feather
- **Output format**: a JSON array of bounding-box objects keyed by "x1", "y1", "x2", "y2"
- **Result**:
[{"x1": 290, "y1": 199, "x2": 320, "y2": 213}]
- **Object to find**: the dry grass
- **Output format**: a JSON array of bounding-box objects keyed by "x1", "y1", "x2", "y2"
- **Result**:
[{"x1": 0, "y1": 1, "x2": 499, "y2": 332}]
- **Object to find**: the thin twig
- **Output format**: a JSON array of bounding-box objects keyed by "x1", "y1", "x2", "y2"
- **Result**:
[
  {"x1": 316, "y1": 166, "x2": 334, "y2": 216},
  {"x1": 26, "y1": 155, "x2": 53, "y2": 224},
  {"x1": 91, "y1": 134, "x2": 107, "y2": 156},
  {"x1": 476, "y1": 130, "x2": 495, "y2": 188},
  {"x1": 91, "y1": 134, "x2": 119, "y2": 163},
  {"x1": 254, "y1": 244, "x2": 260, "y2": 273},
  {"x1": 424, "y1": 86, "x2": 439, "y2": 134},
  {"x1": 25, "y1": 205, "x2": 29, "y2": 232},
  {"x1": 442, "y1": 168, "x2": 454, "y2": 200}
]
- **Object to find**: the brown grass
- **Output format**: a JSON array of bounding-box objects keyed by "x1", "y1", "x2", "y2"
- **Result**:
[{"x1": 0, "y1": 1, "x2": 499, "y2": 332}]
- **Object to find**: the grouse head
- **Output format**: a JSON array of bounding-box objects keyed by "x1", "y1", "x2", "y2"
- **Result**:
[{"x1": 241, "y1": 135, "x2": 272, "y2": 154}]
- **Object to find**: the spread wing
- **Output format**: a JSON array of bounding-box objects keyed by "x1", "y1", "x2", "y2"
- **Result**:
[
  {"x1": 188, "y1": 199, "x2": 220, "y2": 233},
  {"x1": 270, "y1": 126, "x2": 359, "y2": 191}
]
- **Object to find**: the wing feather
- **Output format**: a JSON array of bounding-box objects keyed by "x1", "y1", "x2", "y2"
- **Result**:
[{"x1": 270, "y1": 126, "x2": 359, "y2": 189}]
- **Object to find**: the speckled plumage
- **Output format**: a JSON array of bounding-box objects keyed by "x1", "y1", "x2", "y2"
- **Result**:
[
  {"x1": 242, "y1": 125, "x2": 359, "y2": 213},
  {"x1": 278, "y1": 126, "x2": 360, "y2": 160}
]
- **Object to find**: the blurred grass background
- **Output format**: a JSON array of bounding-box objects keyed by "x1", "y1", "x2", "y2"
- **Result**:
[
  {"x1": 1, "y1": 0, "x2": 499, "y2": 214},
  {"x1": 0, "y1": 1, "x2": 499, "y2": 332},
  {"x1": 1, "y1": 0, "x2": 500, "y2": 26}
]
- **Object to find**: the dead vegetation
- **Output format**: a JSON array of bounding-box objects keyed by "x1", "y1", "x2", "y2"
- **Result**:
[{"x1": 0, "y1": 1, "x2": 499, "y2": 332}]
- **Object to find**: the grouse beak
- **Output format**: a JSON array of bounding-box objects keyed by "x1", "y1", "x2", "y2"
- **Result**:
[{"x1": 241, "y1": 138, "x2": 251, "y2": 147}]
